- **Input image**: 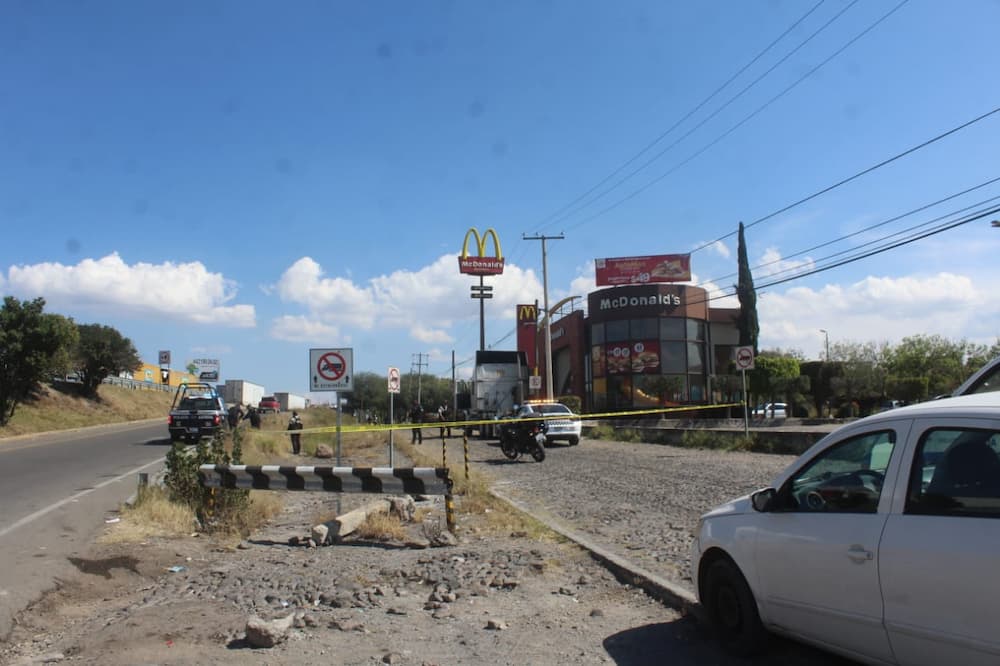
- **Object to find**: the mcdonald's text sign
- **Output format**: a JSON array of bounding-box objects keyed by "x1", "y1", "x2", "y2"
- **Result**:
[{"x1": 458, "y1": 227, "x2": 505, "y2": 276}]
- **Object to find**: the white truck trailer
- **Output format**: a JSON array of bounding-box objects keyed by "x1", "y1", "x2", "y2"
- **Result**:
[
  {"x1": 274, "y1": 392, "x2": 307, "y2": 412},
  {"x1": 224, "y1": 380, "x2": 265, "y2": 408}
]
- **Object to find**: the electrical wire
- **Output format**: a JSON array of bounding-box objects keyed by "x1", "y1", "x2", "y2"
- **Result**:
[
  {"x1": 690, "y1": 103, "x2": 1000, "y2": 254},
  {"x1": 534, "y1": 0, "x2": 831, "y2": 230},
  {"x1": 703, "y1": 174, "x2": 1000, "y2": 284},
  {"x1": 564, "y1": 0, "x2": 912, "y2": 234}
]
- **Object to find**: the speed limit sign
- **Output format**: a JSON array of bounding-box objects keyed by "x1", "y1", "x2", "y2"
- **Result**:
[{"x1": 734, "y1": 346, "x2": 755, "y2": 371}]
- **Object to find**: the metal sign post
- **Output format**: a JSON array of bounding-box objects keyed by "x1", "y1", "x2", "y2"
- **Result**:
[
  {"x1": 734, "y1": 346, "x2": 755, "y2": 438},
  {"x1": 388, "y1": 367, "x2": 401, "y2": 466}
]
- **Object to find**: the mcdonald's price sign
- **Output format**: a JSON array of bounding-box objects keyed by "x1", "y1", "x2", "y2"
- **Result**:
[{"x1": 458, "y1": 227, "x2": 505, "y2": 276}]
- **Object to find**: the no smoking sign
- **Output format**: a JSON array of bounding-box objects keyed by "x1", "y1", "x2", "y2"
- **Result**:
[{"x1": 310, "y1": 348, "x2": 354, "y2": 392}]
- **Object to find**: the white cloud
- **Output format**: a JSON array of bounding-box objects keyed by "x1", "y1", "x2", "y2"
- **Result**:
[
  {"x1": 755, "y1": 247, "x2": 816, "y2": 280},
  {"x1": 411, "y1": 323, "x2": 454, "y2": 344},
  {"x1": 701, "y1": 240, "x2": 731, "y2": 259},
  {"x1": 4, "y1": 253, "x2": 255, "y2": 327},
  {"x1": 274, "y1": 254, "x2": 543, "y2": 343},
  {"x1": 759, "y1": 272, "x2": 995, "y2": 358},
  {"x1": 270, "y1": 315, "x2": 347, "y2": 343}
]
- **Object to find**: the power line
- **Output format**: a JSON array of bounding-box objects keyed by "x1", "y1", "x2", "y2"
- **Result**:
[
  {"x1": 690, "y1": 103, "x2": 1000, "y2": 254},
  {"x1": 535, "y1": 0, "x2": 831, "y2": 230},
  {"x1": 704, "y1": 174, "x2": 1000, "y2": 284},
  {"x1": 692, "y1": 202, "x2": 1000, "y2": 306},
  {"x1": 562, "y1": 0, "x2": 912, "y2": 233}
]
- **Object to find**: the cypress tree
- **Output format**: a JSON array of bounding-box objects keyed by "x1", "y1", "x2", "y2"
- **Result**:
[{"x1": 735, "y1": 222, "x2": 759, "y2": 354}]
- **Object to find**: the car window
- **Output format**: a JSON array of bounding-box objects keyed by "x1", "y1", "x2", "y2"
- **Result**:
[
  {"x1": 536, "y1": 404, "x2": 571, "y2": 415},
  {"x1": 906, "y1": 428, "x2": 1000, "y2": 518},
  {"x1": 777, "y1": 430, "x2": 896, "y2": 513}
]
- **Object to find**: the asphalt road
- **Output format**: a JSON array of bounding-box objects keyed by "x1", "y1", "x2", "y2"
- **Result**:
[{"x1": 0, "y1": 421, "x2": 170, "y2": 640}]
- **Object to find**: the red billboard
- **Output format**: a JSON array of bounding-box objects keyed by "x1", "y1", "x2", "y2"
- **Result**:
[
  {"x1": 595, "y1": 254, "x2": 691, "y2": 286},
  {"x1": 605, "y1": 340, "x2": 661, "y2": 375}
]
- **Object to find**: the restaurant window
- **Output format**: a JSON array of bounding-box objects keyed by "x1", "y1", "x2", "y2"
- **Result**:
[
  {"x1": 661, "y1": 341, "x2": 686, "y2": 373},
  {"x1": 660, "y1": 318, "x2": 684, "y2": 340},
  {"x1": 606, "y1": 320, "x2": 629, "y2": 343},
  {"x1": 631, "y1": 318, "x2": 658, "y2": 340},
  {"x1": 592, "y1": 377, "x2": 607, "y2": 411},
  {"x1": 689, "y1": 375, "x2": 706, "y2": 402},
  {"x1": 608, "y1": 375, "x2": 632, "y2": 410},
  {"x1": 687, "y1": 342, "x2": 705, "y2": 374},
  {"x1": 686, "y1": 319, "x2": 705, "y2": 341},
  {"x1": 590, "y1": 323, "x2": 604, "y2": 345}
]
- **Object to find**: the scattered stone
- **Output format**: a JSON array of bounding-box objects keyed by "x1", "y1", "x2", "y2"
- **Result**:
[
  {"x1": 237, "y1": 541, "x2": 251, "y2": 550},
  {"x1": 388, "y1": 497, "x2": 416, "y2": 522},
  {"x1": 589, "y1": 609, "x2": 605, "y2": 618},
  {"x1": 288, "y1": 536, "x2": 301, "y2": 547},
  {"x1": 387, "y1": 607, "x2": 407, "y2": 615},
  {"x1": 244, "y1": 614, "x2": 295, "y2": 648},
  {"x1": 311, "y1": 524, "x2": 330, "y2": 546},
  {"x1": 558, "y1": 587, "x2": 575, "y2": 596},
  {"x1": 485, "y1": 618, "x2": 508, "y2": 630},
  {"x1": 430, "y1": 530, "x2": 457, "y2": 548},
  {"x1": 382, "y1": 652, "x2": 404, "y2": 664},
  {"x1": 329, "y1": 618, "x2": 364, "y2": 632},
  {"x1": 30, "y1": 652, "x2": 65, "y2": 664},
  {"x1": 315, "y1": 444, "x2": 334, "y2": 459}
]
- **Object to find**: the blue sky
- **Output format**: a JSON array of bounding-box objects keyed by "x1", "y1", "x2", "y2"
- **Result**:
[{"x1": 2, "y1": 0, "x2": 999, "y2": 400}]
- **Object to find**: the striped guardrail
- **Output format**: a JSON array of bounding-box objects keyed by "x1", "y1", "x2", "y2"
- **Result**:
[{"x1": 198, "y1": 465, "x2": 451, "y2": 495}]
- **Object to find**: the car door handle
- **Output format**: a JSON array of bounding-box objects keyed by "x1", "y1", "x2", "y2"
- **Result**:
[{"x1": 846, "y1": 545, "x2": 874, "y2": 563}]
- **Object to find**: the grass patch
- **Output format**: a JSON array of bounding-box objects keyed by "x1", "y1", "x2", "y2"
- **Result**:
[
  {"x1": 102, "y1": 486, "x2": 197, "y2": 543},
  {"x1": 356, "y1": 511, "x2": 409, "y2": 542},
  {"x1": 0, "y1": 383, "x2": 173, "y2": 437}
]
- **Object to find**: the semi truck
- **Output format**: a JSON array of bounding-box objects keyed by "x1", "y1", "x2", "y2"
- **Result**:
[
  {"x1": 469, "y1": 350, "x2": 529, "y2": 438},
  {"x1": 274, "y1": 392, "x2": 307, "y2": 412},
  {"x1": 223, "y1": 379, "x2": 265, "y2": 409}
]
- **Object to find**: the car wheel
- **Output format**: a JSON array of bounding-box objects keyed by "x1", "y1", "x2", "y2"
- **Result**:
[
  {"x1": 568, "y1": 436, "x2": 579, "y2": 446},
  {"x1": 703, "y1": 557, "x2": 768, "y2": 657}
]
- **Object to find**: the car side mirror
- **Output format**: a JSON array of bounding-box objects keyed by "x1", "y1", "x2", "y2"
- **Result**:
[{"x1": 751, "y1": 488, "x2": 777, "y2": 513}]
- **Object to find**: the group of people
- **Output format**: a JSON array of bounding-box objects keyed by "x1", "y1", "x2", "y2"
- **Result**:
[
  {"x1": 226, "y1": 403, "x2": 262, "y2": 429},
  {"x1": 408, "y1": 401, "x2": 451, "y2": 444}
]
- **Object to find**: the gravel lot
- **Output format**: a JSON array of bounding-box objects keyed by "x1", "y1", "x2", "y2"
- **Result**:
[{"x1": 1, "y1": 433, "x2": 857, "y2": 666}]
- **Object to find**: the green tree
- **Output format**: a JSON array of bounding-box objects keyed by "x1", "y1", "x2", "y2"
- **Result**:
[
  {"x1": 734, "y1": 222, "x2": 759, "y2": 354},
  {"x1": 0, "y1": 297, "x2": 79, "y2": 425},
  {"x1": 884, "y1": 334, "x2": 969, "y2": 398},
  {"x1": 829, "y1": 340, "x2": 891, "y2": 413},
  {"x1": 74, "y1": 323, "x2": 142, "y2": 397},
  {"x1": 749, "y1": 353, "x2": 800, "y2": 413}
]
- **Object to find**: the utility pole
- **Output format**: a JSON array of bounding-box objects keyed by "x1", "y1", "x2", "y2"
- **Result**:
[
  {"x1": 523, "y1": 232, "x2": 564, "y2": 401},
  {"x1": 411, "y1": 353, "x2": 429, "y2": 404}
]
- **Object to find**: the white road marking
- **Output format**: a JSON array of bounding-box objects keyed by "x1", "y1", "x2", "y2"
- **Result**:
[{"x1": 0, "y1": 456, "x2": 166, "y2": 539}]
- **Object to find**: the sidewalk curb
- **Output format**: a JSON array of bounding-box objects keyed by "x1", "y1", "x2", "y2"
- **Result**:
[{"x1": 489, "y1": 487, "x2": 703, "y2": 621}]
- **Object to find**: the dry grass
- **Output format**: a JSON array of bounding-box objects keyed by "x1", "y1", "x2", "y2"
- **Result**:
[
  {"x1": 101, "y1": 486, "x2": 197, "y2": 543},
  {"x1": 0, "y1": 383, "x2": 173, "y2": 437},
  {"x1": 355, "y1": 510, "x2": 409, "y2": 542}
]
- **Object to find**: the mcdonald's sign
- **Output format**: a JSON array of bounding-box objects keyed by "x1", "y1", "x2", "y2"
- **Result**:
[
  {"x1": 458, "y1": 227, "x2": 504, "y2": 276},
  {"x1": 516, "y1": 303, "x2": 538, "y2": 373},
  {"x1": 517, "y1": 303, "x2": 538, "y2": 324}
]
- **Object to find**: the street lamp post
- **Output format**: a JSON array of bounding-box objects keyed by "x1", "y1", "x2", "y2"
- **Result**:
[
  {"x1": 524, "y1": 232, "x2": 564, "y2": 401},
  {"x1": 820, "y1": 329, "x2": 830, "y2": 361}
]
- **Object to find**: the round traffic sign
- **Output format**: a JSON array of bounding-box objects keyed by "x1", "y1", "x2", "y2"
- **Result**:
[
  {"x1": 317, "y1": 352, "x2": 347, "y2": 381},
  {"x1": 735, "y1": 347, "x2": 754, "y2": 370}
]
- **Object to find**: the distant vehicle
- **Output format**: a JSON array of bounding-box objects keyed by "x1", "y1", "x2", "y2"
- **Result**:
[
  {"x1": 692, "y1": 391, "x2": 1000, "y2": 664},
  {"x1": 258, "y1": 396, "x2": 280, "y2": 413},
  {"x1": 513, "y1": 401, "x2": 582, "y2": 446},
  {"x1": 167, "y1": 382, "x2": 226, "y2": 444},
  {"x1": 877, "y1": 399, "x2": 903, "y2": 412},
  {"x1": 751, "y1": 402, "x2": 787, "y2": 418}
]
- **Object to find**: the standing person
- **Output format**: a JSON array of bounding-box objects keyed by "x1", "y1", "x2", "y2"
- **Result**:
[
  {"x1": 227, "y1": 403, "x2": 242, "y2": 429},
  {"x1": 438, "y1": 404, "x2": 451, "y2": 438},
  {"x1": 287, "y1": 410, "x2": 303, "y2": 455},
  {"x1": 409, "y1": 401, "x2": 424, "y2": 444}
]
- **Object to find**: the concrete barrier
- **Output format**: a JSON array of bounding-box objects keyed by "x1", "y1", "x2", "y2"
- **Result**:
[{"x1": 198, "y1": 465, "x2": 451, "y2": 495}]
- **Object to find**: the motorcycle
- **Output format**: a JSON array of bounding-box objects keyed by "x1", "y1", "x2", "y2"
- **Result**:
[{"x1": 498, "y1": 417, "x2": 546, "y2": 462}]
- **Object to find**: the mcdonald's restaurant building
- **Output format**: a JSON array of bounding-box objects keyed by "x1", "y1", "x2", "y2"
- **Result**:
[{"x1": 520, "y1": 283, "x2": 742, "y2": 412}]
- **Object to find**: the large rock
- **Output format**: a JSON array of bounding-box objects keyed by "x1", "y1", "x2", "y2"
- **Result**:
[
  {"x1": 314, "y1": 444, "x2": 334, "y2": 459},
  {"x1": 317, "y1": 499, "x2": 391, "y2": 541},
  {"x1": 244, "y1": 613, "x2": 295, "y2": 648},
  {"x1": 389, "y1": 496, "x2": 416, "y2": 522}
]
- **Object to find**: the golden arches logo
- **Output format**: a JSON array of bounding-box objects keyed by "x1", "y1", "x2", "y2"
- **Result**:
[
  {"x1": 517, "y1": 304, "x2": 537, "y2": 323},
  {"x1": 458, "y1": 227, "x2": 505, "y2": 275}
]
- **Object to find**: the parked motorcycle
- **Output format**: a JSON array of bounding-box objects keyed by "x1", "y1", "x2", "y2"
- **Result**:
[{"x1": 498, "y1": 417, "x2": 546, "y2": 462}]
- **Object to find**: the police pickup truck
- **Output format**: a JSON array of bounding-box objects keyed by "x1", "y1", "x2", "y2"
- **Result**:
[{"x1": 167, "y1": 382, "x2": 226, "y2": 443}]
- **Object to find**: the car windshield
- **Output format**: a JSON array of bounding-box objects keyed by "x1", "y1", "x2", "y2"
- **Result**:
[
  {"x1": 534, "y1": 404, "x2": 572, "y2": 415},
  {"x1": 178, "y1": 397, "x2": 219, "y2": 411}
]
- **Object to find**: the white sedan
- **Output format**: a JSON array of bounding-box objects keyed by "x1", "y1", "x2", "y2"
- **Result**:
[{"x1": 691, "y1": 391, "x2": 1000, "y2": 665}]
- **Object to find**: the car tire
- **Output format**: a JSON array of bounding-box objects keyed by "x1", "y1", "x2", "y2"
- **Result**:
[
  {"x1": 703, "y1": 557, "x2": 768, "y2": 657},
  {"x1": 568, "y1": 436, "x2": 579, "y2": 446}
]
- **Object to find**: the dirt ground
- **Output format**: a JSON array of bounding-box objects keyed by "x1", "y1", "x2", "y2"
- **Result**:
[{"x1": 0, "y1": 489, "x2": 701, "y2": 666}]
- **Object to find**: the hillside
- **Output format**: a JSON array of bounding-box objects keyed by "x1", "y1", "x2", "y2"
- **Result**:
[{"x1": 0, "y1": 383, "x2": 174, "y2": 438}]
